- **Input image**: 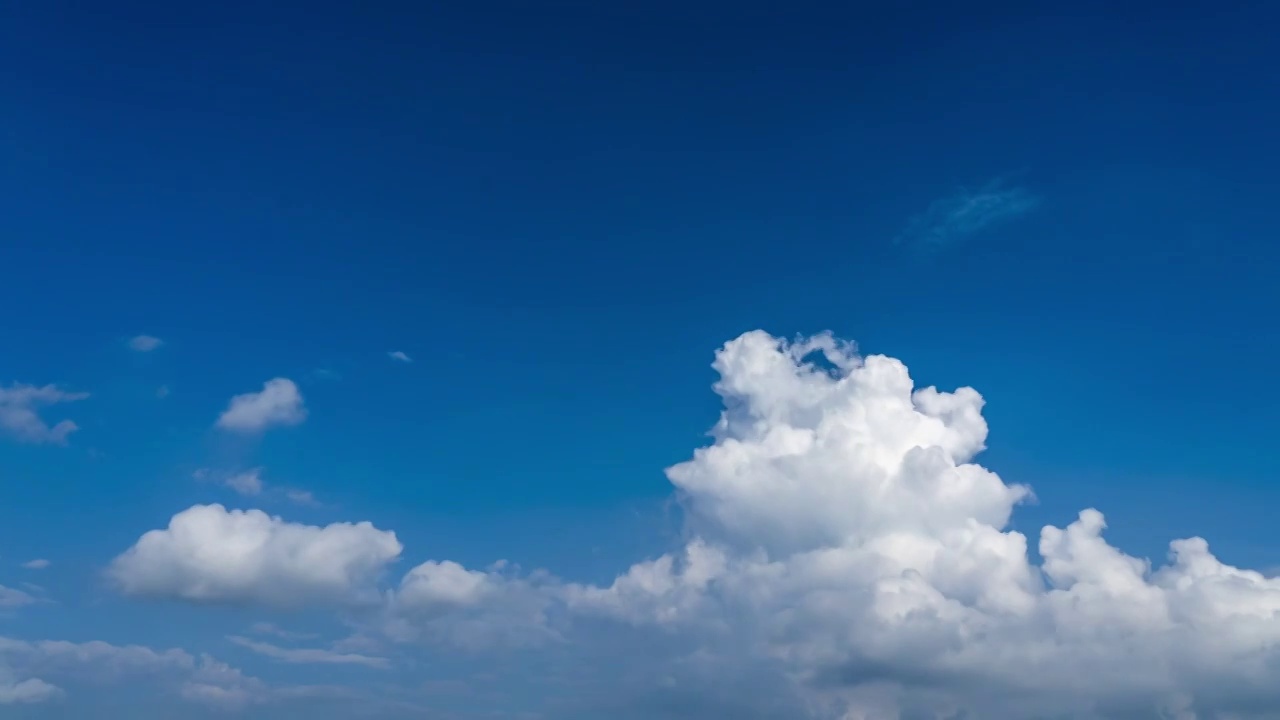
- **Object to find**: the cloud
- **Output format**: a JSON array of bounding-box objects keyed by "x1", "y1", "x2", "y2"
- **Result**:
[
  {"x1": 285, "y1": 489, "x2": 319, "y2": 506},
  {"x1": 107, "y1": 504, "x2": 402, "y2": 606},
  {"x1": 21, "y1": 559, "x2": 50, "y2": 570},
  {"x1": 227, "y1": 636, "x2": 390, "y2": 669},
  {"x1": 388, "y1": 351, "x2": 412, "y2": 363},
  {"x1": 128, "y1": 335, "x2": 164, "y2": 352},
  {"x1": 0, "y1": 585, "x2": 36, "y2": 610},
  {"x1": 156, "y1": 385, "x2": 170, "y2": 399},
  {"x1": 364, "y1": 330, "x2": 1280, "y2": 718},
  {"x1": 897, "y1": 178, "x2": 1039, "y2": 250},
  {"x1": 225, "y1": 468, "x2": 264, "y2": 497},
  {"x1": 215, "y1": 378, "x2": 306, "y2": 433},
  {"x1": 0, "y1": 636, "x2": 258, "y2": 709},
  {"x1": 0, "y1": 384, "x2": 88, "y2": 445}
]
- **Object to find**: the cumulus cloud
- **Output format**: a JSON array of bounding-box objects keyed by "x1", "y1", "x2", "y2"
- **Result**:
[
  {"x1": 0, "y1": 384, "x2": 88, "y2": 445},
  {"x1": 388, "y1": 351, "x2": 412, "y2": 363},
  {"x1": 227, "y1": 636, "x2": 390, "y2": 669},
  {"x1": 21, "y1": 559, "x2": 50, "y2": 570},
  {"x1": 897, "y1": 177, "x2": 1039, "y2": 250},
  {"x1": 215, "y1": 378, "x2": 306, "y2": 432},
  {"x1": 0, "y1": 675, "x2": 60, "y2": 704},
  {"x1": 107, "y1": 504, "x2": 402, "y2": 606},
  {"x1": 370, "y1": 331, "x2": 1280, "y2": 719},
  {"x1": 128, "y1": 335, "x2": 164, "y2": 352}
]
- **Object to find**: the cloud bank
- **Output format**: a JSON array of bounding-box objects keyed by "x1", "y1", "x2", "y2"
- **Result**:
[{"x1": 110, "y1": 331, "x2": 1280, "y2": 718}]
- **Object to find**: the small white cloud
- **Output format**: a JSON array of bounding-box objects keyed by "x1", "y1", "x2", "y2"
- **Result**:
[
  {"x1": 107, "y1": 504, "x2": 402, "y2": 606},
  {"x1": 20, "y1": 559, "x2": 49, "y2": 571},
  {"x1": 227, "y1": 636, "x2": 390, "y2": 669},
  {"x1": 215, "y1": 378, "x2": 306, "y2": 433},
  {"x1": 156, "y1": 385, "x2": 170, "y2": 399},
  {"x1": 388, "y1": 351, "x2": 412, "y2": 363},
  {"x1": 0, "y1": 384, "x2": 88, "y2": 445},
  {"x1": 897, "y1": 177, "x2": 1039, "y2": 250},
  {"x1": 224, "y1": 469, "x2": 263, "y2": 497},
  {"x1": 285, "y1": 489, "x2": 318, "y2": 506},
  {"x1": 248, "y1": 623, "x2": 317, "y2": 641},
  {"x1": 128, "y1": 335, "x2": 164, "y2": 352}
]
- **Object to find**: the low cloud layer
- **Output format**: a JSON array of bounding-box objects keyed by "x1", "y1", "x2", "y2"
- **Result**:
[
  {"x1": 107, "y1": 331, "x2": 1280, "y2": 718},
  {"x1": 215, "y1": 378, "x2": 307, "y2": 432}
]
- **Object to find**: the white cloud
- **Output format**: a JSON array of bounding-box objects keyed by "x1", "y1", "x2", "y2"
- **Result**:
[
  {"x1": 107, "y1": 504, "x2": 402, "y2": 606},
  {"x1": 227, "y1": 636, "x2": 390, "y2": 669},
  {"x1": 128, "y1": 335, "x2": 164, "y2": 352},
  {"x1": 388, "y1": 351, "x2": 412, "y2": 363},
  {"x1": 0, "y1": 585, "x2": 35, "y2": 609},
  {"x1": 0, "y1": 671, "x2": 59, "y2": 705},
  {"x1": 370, "y1": 331, "x2": 1280, "y2": 719},
  {"x1": 0, "y1": 636, "x2": 256, "y2": 709},
  {"x1": 225, "y1": 468, "x2": 264, "y2": 497},
  {"x1": 21, "y1": 559, "x2": 50, "y2": 570},
  {"x1": 215, "y1": 378, "x2": 306, "y2": 432},
  {"x1": 285, "y1": 489, "x2": 319, "y2": 506},
  {"x1": 897, "y1": 177, "x2": 1039, "y2": 249},
  {"x1": 0, "y1": 384, "x2": 88, "y2": 445}
]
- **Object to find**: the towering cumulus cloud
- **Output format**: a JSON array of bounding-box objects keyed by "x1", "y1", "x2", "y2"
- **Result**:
[{"x1": 445, "y1": 331, "x2": 1280, "y2": 718}]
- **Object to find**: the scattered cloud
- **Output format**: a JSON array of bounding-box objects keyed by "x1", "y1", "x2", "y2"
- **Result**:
[
  {"x1": 227, "y1": 636, "x2": 390, "y2": 669},
  {"x1": 96, "y1": 331, "x2": 1280, "y2": 717},
  {"x1": 897, "y1": 177, "x2": 1039, "y2": 250},
  {"x1": 107, "y1": 504, "x2": 402, "y2": 606},
  {"x1": 0, "y1": 636, "x2": 261, "y2": 710},
  {"x1": 388, "y1": 351, "x2": 412, "y2": 363},
  {"x1": 225, "y1": 468, "x2": 264, "y2": 497},
  {"x1": 0, "y1": 384, "x2": 88, "y2": 445},
  {"x1": 21, "y1": 559, "x2": 50, "y2": 571},
  {"x1": 215, "y1": 378, "x2": 306, "y2": 433},
  {"x1": 128, "y1": 335, "x2": 164, "y2": 352}
]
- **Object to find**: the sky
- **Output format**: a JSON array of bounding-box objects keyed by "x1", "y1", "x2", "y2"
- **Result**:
[{"x1": 3, "y1": 1, "x2": 1280, "y2": 718}]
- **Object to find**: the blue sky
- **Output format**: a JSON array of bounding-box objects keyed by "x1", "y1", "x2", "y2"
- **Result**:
[{"x1": 3, "y1": 2, "x2": 1280, "y2": 718}]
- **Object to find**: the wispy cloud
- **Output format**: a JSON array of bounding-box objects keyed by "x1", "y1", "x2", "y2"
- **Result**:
[
  {"x1": 896, "y1": 178, "x2": 1039, "y2": 250},
  {"x1": 20, "y1": 560, "x2": 49, "y2": 571},
  {"x1": 387, "y1": 351, "x2": 412, "y2": 363},
  {"x1": 128, "y1": 335, "x2": 164, "y2": 352},
  {"x1": 226, "y1": 636, "x2": 390, "y2": 669},
  {"x1": 0, "y1": 384, "x2": 88, "y2": 445}
]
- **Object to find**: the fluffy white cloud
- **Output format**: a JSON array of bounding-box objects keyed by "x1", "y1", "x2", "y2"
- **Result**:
[
  {"x1": 215, "y1": 378, "x2": 306, "y2": 432},
  {"x1": 0, "y1": 384, "x2": 88, "y2": 445},
  {"x1": 128, "y1": 334, "x2": 164, "y2": 352},
  {"x1": 375, "y1": 331, "x2": 1280, "y2": 719},
  {"x1": 107, "y1": 504, "x2": 402, "y2": 606}
]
